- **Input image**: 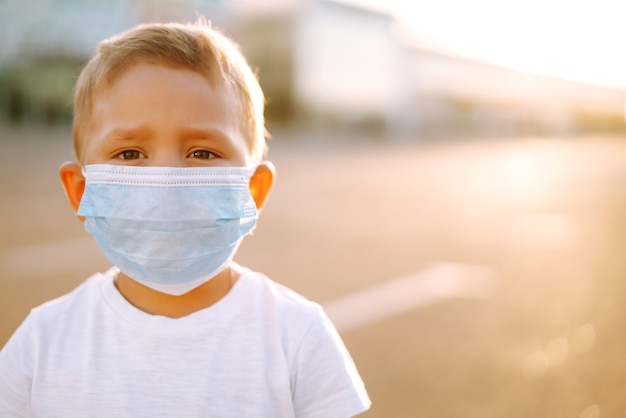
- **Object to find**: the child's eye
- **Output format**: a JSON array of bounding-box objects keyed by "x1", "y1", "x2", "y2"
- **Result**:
[
  {"x1": 189, "y1": 150, "x2": 214, "y2": 159},
  {"x1": 117, "y1": 150, "x2": 145, "y2": 160}
]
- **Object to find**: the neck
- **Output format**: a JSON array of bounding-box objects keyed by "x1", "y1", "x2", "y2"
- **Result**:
[{"x1": 114, "y1": 266, "x2": 237, "y2": 318}]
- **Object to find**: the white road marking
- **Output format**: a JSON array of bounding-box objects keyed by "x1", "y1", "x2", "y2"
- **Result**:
[
  {"x1": 3, "y1": 240, "x2": 496, "y2": 335},
  {"x1": 323, "y1": 262, "x2": 497, "y2": 333}
]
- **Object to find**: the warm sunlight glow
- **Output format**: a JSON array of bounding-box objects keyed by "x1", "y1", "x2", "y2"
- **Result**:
[{"x1": 389, "y1": 0, "x2": 626, "y2": 89}]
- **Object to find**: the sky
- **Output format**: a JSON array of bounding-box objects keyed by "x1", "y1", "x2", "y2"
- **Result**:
[{"x1": 347, "y1": 0, "x2": 626, "y2": 89}]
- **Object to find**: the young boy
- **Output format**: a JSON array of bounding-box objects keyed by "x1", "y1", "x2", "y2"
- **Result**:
[{"x1": 0, "y1": 20, "x2": 370, "y2": 417}]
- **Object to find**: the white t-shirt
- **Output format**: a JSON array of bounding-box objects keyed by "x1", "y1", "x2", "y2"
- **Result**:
[{"x1": 0, "y1": 266, "x2": 370, "y2": 417}]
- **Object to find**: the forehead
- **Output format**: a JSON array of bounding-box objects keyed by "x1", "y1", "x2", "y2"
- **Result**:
[
  {"x1": 82, "y1": 64, "x2": 251, "y2": 162},
  {"x1": 100, "y1": 63, "x2": 222, "y2": 101}
]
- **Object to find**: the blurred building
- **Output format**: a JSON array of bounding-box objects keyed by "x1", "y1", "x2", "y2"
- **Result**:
[
  {"x1": 0, "y1": 0, "x2": 624, "y2": 137},
  {"x1": 236, "y1": 0, "x2": 625, "y2": 137}
]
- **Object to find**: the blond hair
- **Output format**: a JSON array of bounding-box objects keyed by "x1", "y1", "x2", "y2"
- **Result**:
[{"x1": 73, "y1": 20, "x2": 266, "y2": 163}]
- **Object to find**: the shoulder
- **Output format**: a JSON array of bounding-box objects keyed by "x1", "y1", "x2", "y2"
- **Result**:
[
  {"x1": 25, "y1": 268, "x2": 115, "y2": 335},
  {"x1": 236, "y1": 266, "x2": 325, "y2": 325},
  {"x1": 234, "y1": 266, "x2": 337, "y2": 360},
  {"x1": 0, "y1": 268, "x2": 116, "y2": 413},
  {"x1": 235, "y1": 268, "x2": 372, "y2": 417}
]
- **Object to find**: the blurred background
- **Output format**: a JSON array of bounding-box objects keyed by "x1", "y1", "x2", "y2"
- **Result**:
[{"x1": 2, "y1": 0, "x2": 626, "y2": 416}]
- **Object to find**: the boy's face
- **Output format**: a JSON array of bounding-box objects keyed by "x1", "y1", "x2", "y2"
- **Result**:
[
  {"x1": 80, "y1": 63, "x2": 252, "y2": 167},
  {"x1": 61, "y1": 63, "x2": 275, "y2": 217}
]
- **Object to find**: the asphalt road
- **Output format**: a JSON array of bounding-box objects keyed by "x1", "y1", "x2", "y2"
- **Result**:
[{"x1": 2, "y1": 124, "x2": 626, "y2": 417}]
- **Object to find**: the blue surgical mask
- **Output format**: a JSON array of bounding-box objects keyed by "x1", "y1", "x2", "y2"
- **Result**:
[{"x1": 77, "y1": 164, "x2": 257, "y2": 295}]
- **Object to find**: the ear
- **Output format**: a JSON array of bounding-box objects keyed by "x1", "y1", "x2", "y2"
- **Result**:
[
  {"x1": 249, "y1": 161, "x2": 275, "y2": 211},
  {"x1": 59, "y1": 161, "x2": 86, "y2": 220}
]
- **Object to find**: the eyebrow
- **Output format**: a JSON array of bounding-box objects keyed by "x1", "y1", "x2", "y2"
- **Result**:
[
  {"x1": 178, "y1": 127, "x2": 232, "y2": 142},
  {"x1": 102, "y1": 126, "x2": 231, "y2": 141},
  {"x1": 101, "y1": 126, "x2": 154, "y2": 142}
]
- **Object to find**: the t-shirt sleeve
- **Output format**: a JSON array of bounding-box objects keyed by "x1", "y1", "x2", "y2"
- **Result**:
[
  {"x1": 0, "y1": 314, "x2": 34, "y2": 417},
  {"x1": 291, "y1": 307, "x2": 371, "y2": 418}
]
